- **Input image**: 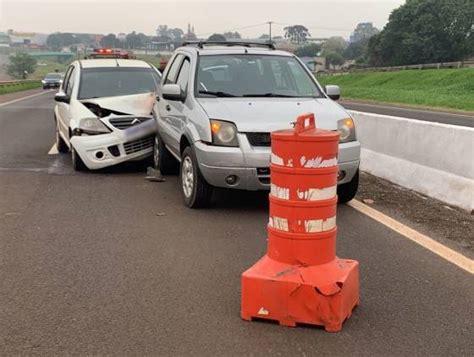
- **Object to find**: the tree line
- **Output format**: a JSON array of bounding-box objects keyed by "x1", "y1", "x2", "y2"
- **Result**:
[{"x1": 284, "y1": 0, "x2": 473, "y2": 67}]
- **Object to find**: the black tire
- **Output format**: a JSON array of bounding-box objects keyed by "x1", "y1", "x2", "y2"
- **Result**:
[
  {"x1": 337, "y1": 169, "x2": 359, "y2": 204},
  {"x1": 180, "y1": 146, "x2": 213, "y2": 208},
  {"x1": 71, "y1": 145, "x2": 87, "y2": 171},
  {"x1": 55, "y1": 124, "x2": 69, "y2": 153},
  {"x1": 153, "y1": 134, "x2": 179, "y2": 175}
]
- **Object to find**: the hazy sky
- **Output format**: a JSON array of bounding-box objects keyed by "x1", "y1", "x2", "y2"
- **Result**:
[{"x1": 0, "y1": 0, "x2": 404, "y2": 39}]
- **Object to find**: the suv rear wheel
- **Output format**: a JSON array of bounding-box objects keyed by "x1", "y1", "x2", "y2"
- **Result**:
[
  {"x1": 181, "y1": 146, "x2": 213, "y2": 208},
  {"x1": 337, "y1": 169, "x2": 359, "y2": 203},
  {"x1": 153, "y1": 134, "x2": 179, "y2": 174}
]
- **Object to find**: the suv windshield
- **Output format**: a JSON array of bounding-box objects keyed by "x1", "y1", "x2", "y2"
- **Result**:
[
  {"x1": 78, "y1": 67, "x2": 160, "y2": 99},
  {"x1": 196, "y1": 54, "x2": 323, "y2": 98}
]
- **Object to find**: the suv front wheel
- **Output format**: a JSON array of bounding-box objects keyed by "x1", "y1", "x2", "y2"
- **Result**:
[
  {"x1": 337, "y1": 169, "x2": 359, "y2": 204},
  {"x1": 181, "y1": 146, "x2": 213, "y2": 208}
]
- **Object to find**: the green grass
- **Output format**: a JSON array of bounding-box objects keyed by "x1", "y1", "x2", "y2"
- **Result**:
[
  {"x1": 135, "y1": 54, "x2": 163, "y2": 68},
  {"x1": 317, "y1": 68, "x2": 474, "y2": 112},
  {"x1": 0, "y1": 81, "x2": 42, "y2": 95},
  {"x1": 32, "y1": 60, "x2": 69, "y2": 80}
]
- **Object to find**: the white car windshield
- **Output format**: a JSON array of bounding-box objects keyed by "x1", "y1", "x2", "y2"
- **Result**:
[
  {"x1": 196, "y1": 54, "x2": 323, "y2": 98},
  {"x1": 78, "y1": 67, "x2": 160, "y2": 99}
]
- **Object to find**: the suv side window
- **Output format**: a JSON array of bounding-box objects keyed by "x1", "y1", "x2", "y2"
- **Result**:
[
  {"x1": 176, "y1": 58, "x2": 190, "y2": 92},
  {"x1": 65, "y1": 66, "x2": 76, "y2": 97},
  {"x1": 164, "y1": 54, "x2": 184, "y2": 85}
]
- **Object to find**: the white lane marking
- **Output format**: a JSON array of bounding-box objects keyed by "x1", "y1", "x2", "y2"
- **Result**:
[
  {"x1": 348, "y1": 199, "x2": 474, "y2": 274},
  {"x1": 48, "y1": 144, "x2": 58, "y2": 155},
  {"x1": 345, "y1": 103, "x2": 474, "y2": 119},
  {"x1": 0, "y1": 90, "x2": 53, "y2": 108}
]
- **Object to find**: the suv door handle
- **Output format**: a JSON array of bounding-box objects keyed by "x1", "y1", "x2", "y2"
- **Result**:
[{"x1": 166, "y1": 104, "x2": 171, "y2": 111}]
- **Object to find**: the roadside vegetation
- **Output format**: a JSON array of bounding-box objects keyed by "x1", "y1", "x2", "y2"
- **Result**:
[
  {"x1": 32, "y1": 60, "x2": 68, "y2": 79},
  {"x1": 318, "y1": 68, "x2": 474, "y2": 112},
  {"x1": 0, "y1": 81, "x2": 41, "y2": 95},
  {"x1": 135, "y1": 54, "x2": 162, "y2": 68}
]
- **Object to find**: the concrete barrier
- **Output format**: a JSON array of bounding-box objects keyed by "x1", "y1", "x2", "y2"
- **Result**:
[{"x1": 349, "y1": 110, "x2": 474, "y2": 212}]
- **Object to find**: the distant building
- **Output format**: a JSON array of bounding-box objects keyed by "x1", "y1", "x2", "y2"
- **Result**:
[
  {"x1": 349, "y1": 22, "x2": 379, "y2": 43},
  {"x1": 8, "y1": 31, "x2": 48, "y2": 47}
]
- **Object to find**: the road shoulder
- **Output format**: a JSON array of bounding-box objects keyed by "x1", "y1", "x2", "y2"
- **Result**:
[
  {"x1": 355, "y1": 171, "x2": 474, "y2": 259},
  {"x1": 0, "y1": 88, "x2": 50, "y2": 105},
  {"x1": 340, "y1": 98, "x2": 474, "y2": 117}
]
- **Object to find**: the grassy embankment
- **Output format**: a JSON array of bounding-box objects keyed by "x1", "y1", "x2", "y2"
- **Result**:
[
  {"x1": 317, "y1": 68, "x2": 474, "y2": 112},
  {"x1": 135, "y1": 54, "x2": 162, "y2": 68},
  {"x1": 32, "y1": 60, "x2": 69, "y2": 79},
  {"x1": 0, "y1": 81, "x2": 42, "y2": 95},
  {"x1": 0, "y1": 60, "x2": 69, "y2": 95}
]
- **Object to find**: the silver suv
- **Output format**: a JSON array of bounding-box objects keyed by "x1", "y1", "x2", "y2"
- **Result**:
[{"x1": 154, "y1": 41, "x2": 360, "y2": 208}]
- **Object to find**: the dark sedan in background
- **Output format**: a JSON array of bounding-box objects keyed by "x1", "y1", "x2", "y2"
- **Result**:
[{"x1": 42, "y1": 72, "x2": 64, "y2": 89}]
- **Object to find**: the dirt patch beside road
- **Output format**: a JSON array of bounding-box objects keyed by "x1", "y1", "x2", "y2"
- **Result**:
[{"x1": 356, "y1": 171, "x2": 473, "y2": 258}]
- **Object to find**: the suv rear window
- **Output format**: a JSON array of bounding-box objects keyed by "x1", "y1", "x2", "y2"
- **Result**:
[{"x1": 196, "y1": 55, "x2": 323, "y2": 98}]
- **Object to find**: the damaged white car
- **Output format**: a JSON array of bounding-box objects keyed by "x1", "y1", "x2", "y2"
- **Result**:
[{"x1": 54, "y1": 59, "x2": 161, "y2": 170}]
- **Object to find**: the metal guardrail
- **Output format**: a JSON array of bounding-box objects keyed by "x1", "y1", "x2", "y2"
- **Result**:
[
  {"x1": 316, "y1": 60, "x2": 474, "y2": 76},
  {"x1": 0, "y1": 79, "x2": 40, "y2": 86}
]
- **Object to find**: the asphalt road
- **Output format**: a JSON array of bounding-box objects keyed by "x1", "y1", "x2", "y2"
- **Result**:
[
  {"x1": 1, "y1": 92, "x2": 473, "y2": 355},
  {"x1": 340, "y1": 100, "x2": 474, "y2": 128}
]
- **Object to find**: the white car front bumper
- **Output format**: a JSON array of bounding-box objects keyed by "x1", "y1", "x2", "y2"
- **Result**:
[{"x1": 70, "y1": 118, "x2": 157, "y2": 170}]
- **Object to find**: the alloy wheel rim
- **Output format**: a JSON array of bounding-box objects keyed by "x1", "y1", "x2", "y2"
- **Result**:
[{"x1": 182, "y1": 156, "x2": 194, "y2": 198}]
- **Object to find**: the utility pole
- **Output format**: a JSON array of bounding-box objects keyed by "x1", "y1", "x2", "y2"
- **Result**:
[{"x1": 267, "y1": 21, "x2": 273, "y2": 43}]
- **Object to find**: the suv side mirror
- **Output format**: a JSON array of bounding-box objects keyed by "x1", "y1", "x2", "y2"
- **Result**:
[
  {"x1": 325, "y1": 85, "x2": 341, "y2": 101},
  {"x1": 162, "y1": 84, "x2": 184, "y2": 102},
  {"x1": 54, "y1": 92, "x2": 70, "y2": 104}
]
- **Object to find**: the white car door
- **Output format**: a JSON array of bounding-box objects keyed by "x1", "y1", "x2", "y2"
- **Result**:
[{"x1": 56, "y1": 65, "x2": 77, "y2": 140}]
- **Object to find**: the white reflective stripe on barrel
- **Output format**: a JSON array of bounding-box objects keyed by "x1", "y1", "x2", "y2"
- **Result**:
[
  {"x1": 269, "y1": 216, "x2": 289, "y2": 232},
  {"x1": 300, "y1": 156, "x2": 337, "y2": 168},
  {"x1": 304, "y1": 216, "x2": 336, "y2": 233},
  {"x1": 271, "y1": 184, "x2": 290, "y2": 200},
  {"x1": 296, "y1": 185, "x2": 337, "y2": 201},
  {"x1": 271, "y1": 153, "x2": 284, "y2": 166}
]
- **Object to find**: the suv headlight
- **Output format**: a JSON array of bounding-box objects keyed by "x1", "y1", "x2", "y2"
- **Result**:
[
  {"x1": 210, "y1": 119, "x2": 239, "y2": 147},
  {"x1": 73, "y1": 118, "x2": 111, "y2": 136},
  {"x1": 337, "y1": 118, "x2": 356, "y2": 143}
]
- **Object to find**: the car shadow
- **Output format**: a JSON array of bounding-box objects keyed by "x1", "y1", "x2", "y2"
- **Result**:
[{"x1": 210, "y1": 188, "x2": 269, "y2": 212}]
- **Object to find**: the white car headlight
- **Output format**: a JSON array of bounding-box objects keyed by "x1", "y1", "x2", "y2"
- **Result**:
[
  {"x1": 74, "y1": 118, "x2": 111, "y2": 135},
  {"x1": 337, "y1": 118, "x2": 356, "y2": 143},
  {"x1": 210, "y1": 119, "x2": 239, "y2": 147}
]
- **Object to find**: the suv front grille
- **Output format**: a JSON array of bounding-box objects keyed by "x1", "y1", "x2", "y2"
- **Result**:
[
  {"x1": 246, "y1": 132, "x2": 271, "y2": 147},
  {"x1": 123, "y1": 136, "x2": 154, "y2": 155},
  {"x1": 109, "y1": 117, "x2": 153, "y2": 130}
]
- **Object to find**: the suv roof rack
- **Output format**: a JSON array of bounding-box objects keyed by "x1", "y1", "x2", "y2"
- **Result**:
[{"x1": 182, "y1": 41, "x2": 275, "y2": 50}]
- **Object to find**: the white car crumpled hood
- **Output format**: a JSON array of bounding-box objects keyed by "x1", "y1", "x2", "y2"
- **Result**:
[
  {"x1": 197, "y1": 97, "x2": 349, "y2": 132},
  {"x1": 80, "y1": 92, "x2": 156, "y2": 116}
]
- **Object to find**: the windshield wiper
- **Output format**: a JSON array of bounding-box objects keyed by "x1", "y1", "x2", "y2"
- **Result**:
[
  {"x1": 243, "y1": 93, "x2": 298, "y2": 98},
  {"x1": 199, "y1": 90, "x2": 236, "y2": 97}
]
